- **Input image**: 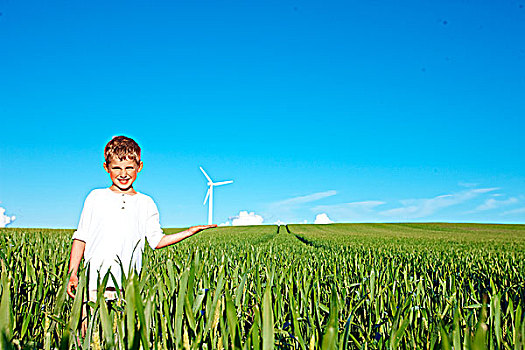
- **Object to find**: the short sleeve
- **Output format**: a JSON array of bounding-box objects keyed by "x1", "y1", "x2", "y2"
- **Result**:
[
  {"x1": 72, "y1": 191, "x2": 95, "y2": 242},
  {"x1": 145, "y1": 198, "x2": 164, "y2": 249}
]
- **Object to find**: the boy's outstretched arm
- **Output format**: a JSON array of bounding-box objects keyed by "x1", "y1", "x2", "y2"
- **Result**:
[
  {"x1": 155, "y1": 225, "x2": 216, "y2": 249},
  {"x1": 67, "y1": 239, "x2": 86, "y2": 298}
]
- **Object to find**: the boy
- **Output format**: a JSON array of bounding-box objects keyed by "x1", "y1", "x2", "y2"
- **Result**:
[{"x1": 67, "y1": 136, "x2": 215, "y2": 299}]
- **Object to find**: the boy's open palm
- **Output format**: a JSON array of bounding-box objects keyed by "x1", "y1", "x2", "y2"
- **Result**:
[
  {"x1": 155, "y1": 224, "x2": 217, "y2": 249},
  {"x1": 189, "y1": 224, "x2": 217, "y2": 234}
]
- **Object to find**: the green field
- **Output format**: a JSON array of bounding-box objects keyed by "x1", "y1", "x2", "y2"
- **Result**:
[{"x1": 1, "y1": 223, "x2": 524, "y2": 349}]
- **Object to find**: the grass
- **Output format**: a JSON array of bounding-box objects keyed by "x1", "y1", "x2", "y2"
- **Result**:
[{"x1": 0, "y1": 223, "x2": 524, "y2": 349}]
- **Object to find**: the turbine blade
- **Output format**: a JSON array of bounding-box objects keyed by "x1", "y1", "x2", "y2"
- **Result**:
[
  {"x1": 203, "y1": 187, "x2": 211, "y2": 205},
  {"x1": 213, "y1": 180, "x2": 233, "y2": 186},
  {"x1": 200, "y1": 166, "x2": 212, "y2": 183}
]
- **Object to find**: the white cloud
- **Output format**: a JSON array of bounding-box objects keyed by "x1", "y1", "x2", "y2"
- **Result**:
[
  {"x1": 502, "y1": 207, "x2": 525, "y2": 216},
  {"x1": 458, "y1": 182, "x2": 478, "y2": 188},
  {"x1": 313, "y1": 201, "x2": 385, "y2": 221},
  {"x1": 314, "y1": 213, "x2": 333, "y2": 224},
  {"x1": 315, "y1": 200, "x2": 385, "y2": 211},
  {"x1": 272, "y1": 190, "x2": 337, "y2": 208},
  {"x1": 224, "y1": 211, "x2": 264, "y2": 226},
  {"x1": 266, "y1": 190, "x2": 338, "y2": 223},
  {"x1": 379, "y1": 187, "x2": 498, "y2": 219},
  {"x1": 473, "y1": 197, "x2": 518, "y2": 212},
  {"x1": 0, "y1": 207, "x2": 16, "y2": 228}
]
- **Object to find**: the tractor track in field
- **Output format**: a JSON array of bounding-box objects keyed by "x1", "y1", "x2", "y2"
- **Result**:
[
  {"x1": 278, "y1": 224, "x2": 320, "y2": 248},
  {"x1": 293, "y1": 233, "x2": 316, "y2": 247}
]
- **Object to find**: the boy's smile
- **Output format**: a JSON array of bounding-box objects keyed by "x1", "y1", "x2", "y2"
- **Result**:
[{"x1": 103, "y1": 158, "x2": 143, "y2": 194}]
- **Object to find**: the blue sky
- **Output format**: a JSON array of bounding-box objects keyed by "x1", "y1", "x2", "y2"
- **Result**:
[{"x1": 1, "y1": 0, "x2": 524, "y2": 228}]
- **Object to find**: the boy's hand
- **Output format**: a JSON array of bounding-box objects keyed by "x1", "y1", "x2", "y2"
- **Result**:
[
  {"x1": 67, "y1": 274, "x2": 79, "y2": 298},
  {"x1": 188, "y1": 224, "x2": 217, "y2": 234},
  {"x1": 67, "y1": 239, "x2": 85, "y2": 298},
  {"x1": 155, "y1": 224, "x2": 217, "y2": 249}
]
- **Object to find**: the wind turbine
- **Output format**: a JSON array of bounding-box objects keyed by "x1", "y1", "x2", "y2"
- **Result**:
[{"x1": 200, "y1": 167, "x2": 233, "y2": 225}]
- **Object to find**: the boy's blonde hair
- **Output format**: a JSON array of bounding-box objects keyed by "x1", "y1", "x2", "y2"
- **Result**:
[{"x1": 104, "y1": 136, "x2": 141, "y2": 165}]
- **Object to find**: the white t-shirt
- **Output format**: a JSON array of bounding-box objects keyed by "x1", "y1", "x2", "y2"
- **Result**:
[{"x1": 72, "y1": 188, "x2": 165, "y2": 290}]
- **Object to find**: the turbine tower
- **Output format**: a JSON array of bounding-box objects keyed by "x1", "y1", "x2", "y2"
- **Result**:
[{"x1": 200, "y1": 167, "x2": 233, "y2": 225}]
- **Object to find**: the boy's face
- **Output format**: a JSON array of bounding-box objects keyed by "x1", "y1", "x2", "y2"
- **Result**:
[{"x1": 103, "y1": 157, "x2": 143, "y2": 192}]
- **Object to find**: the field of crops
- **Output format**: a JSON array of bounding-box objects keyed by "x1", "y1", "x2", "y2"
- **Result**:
[{"x1": 1, "y1": 223, "x2": 524, "y2": 349}]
